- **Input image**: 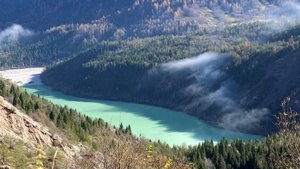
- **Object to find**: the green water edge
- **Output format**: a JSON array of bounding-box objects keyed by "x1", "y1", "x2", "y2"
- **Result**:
[{"x1": 23, "y1": 84, "x2": 263, "y2": 146}]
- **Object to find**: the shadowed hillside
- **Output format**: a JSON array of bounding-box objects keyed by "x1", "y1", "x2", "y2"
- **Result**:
[{"x1": 41, "y1": 25, "x2": 300, "y2": 135}]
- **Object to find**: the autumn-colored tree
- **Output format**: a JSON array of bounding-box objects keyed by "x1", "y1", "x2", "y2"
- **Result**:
[{"x1": 273, "y1": 97, "x2": 300, "y2": 169}]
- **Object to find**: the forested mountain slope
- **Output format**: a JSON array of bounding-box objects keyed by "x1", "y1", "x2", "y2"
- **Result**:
[
  {"x1": 0, "y1": 0, "x2": 287, "y2": 31},
  {"x1": 1, "y1": 0, "x2": 299, "y2": 68},
  {"x1": 41, "y1": 25, "x2": 300, "y2": 135}
]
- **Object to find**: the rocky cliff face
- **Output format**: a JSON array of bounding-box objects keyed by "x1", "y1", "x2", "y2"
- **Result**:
[{"x1": 0, "y1": 96, "x2": 89, "y2": 168}]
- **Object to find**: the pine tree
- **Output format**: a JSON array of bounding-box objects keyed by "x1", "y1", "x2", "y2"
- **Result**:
[
  {"x1": 49, "y1": 111, "x2": 56, "y2": 122},
  {"x1": 119, "y1": 123, "x2": 124, "y2": 133}
]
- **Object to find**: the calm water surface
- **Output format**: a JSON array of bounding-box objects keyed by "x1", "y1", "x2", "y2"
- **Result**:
[{"x1": 24, "y1": 84, "x2": 262, "y2": 146}]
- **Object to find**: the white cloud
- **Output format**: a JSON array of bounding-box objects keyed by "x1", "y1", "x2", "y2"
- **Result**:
[
  {"x1": 154, "y1": 52, "x2": 270, "y2": 131},
  {"x1": 265, "y1": 0, "x2": 300, "y2": 32},
  {"x1": 0, "y1": 24, "x2": 33, "y2": 44}
]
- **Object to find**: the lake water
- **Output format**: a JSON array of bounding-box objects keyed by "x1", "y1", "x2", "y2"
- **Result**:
[{"x1": 24, "y1": 84, "x2": 262, "y2": 146}]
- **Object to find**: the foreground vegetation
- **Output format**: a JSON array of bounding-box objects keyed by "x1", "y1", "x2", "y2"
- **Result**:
[{"x1": 187, "y1": 97, "x2": 300, "y2": 169}]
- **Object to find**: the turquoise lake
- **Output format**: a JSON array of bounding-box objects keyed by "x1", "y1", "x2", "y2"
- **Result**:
[{"x1": 24, "y1": 84, "x2": 262, "y2": 146}]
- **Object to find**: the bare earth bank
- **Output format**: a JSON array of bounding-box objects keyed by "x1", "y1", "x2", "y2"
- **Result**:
[{"x1": 0, "y1": 67, "x2": 44, "y2": 86}]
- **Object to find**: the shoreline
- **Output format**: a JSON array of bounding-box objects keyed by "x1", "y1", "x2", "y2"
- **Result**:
[
  {"x1": 0, "y1": 68, "x2": 263, "y2": 143},
  {"x1": 0, "y1": 67, "x2": 45, "y2": 86}
]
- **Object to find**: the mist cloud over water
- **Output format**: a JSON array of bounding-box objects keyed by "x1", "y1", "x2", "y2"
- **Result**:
[
  {"x1": 152, "y1": 52, "x2": 270, "y2": 131},
  {"x1": 0, "y1": 24, "x2": 33, "y2": 45}
]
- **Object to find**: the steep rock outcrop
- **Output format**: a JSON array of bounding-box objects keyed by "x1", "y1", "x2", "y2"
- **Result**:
[{"x1": 0, "y1": 96, "x2": 88, "y2": 163}]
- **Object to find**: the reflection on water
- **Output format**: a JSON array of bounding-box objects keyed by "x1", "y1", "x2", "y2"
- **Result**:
[{"x1": 24, "y1": 84, "x2": 262, "y2": 146}]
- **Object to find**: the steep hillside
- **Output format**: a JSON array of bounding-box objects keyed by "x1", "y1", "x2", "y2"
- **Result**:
[
  {"x1": 0, "y1": 19, "x2": 273, "y2": 67},
  {"x1": 232, "y1": 47, "x2": 300, "y2": 111},
  {"x1": 1, "y1": 0, "x2": 299, "y2": 68},
  {"x1": 0, "y1": 96, "x2": 81, "y2": 167},
  {"x1": 0, "y1": 0, "x2": 280, "y2": 31},
  {"x1": 0, "y1": 26, "x2": 101, "y2": 68},
  {"x1": 41, "y1": 25, "x2": 300, "y2": 136}
]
